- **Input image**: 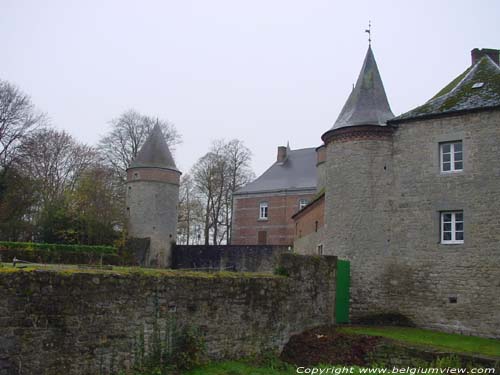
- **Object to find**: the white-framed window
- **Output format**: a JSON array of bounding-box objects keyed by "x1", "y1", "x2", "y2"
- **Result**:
[
  {"x1": 298, "y1": 199, "x2": 308, "y2": 210},
  {"x1": 440, "y1": 141, "x2": 463, "y2": 173},
  {"x1": 441, "y1": 211, "x2": 464, "y2": 244},
  {"x1": 317, "y1": 244, "x2": 323, "y2": 255},
  {"x1": 259, "y1": 202, "x2": 268, "y2": 220}
]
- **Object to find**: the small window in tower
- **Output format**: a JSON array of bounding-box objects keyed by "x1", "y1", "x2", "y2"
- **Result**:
[
  {"x1": 440, "y1": 141, "x2": 463, "y2": 173},
  {"x1": 315, "y1": 221, "x2": 319, "y2": 232},
  {"x1": 259, "y1": 202, "x2": 268, "y2": 220},
  {"x1": 134, "y1": 172, "x2": 139, "y2": 179}
]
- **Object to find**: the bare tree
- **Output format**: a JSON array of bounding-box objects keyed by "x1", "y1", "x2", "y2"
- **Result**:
[
  {"x1": 0, "y1": 80, "x2": 45, "y2": 170},
  {"x1": 98, "y1": 109, "x2": 181, "y2": 179},
  {"x1": 16, "y1": 128, "x2": 96, "y2": 204},
  {"x1": 177, "y1": 173, "x2": 204, "y2": 245},
  {"x1": 191, "y1": 139, "x2": 254, "y2": 245},
  {"x1": 222, "y1": 139, "x2": 254, "y2": 244}
]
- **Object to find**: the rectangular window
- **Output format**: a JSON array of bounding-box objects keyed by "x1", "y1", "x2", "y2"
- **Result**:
[
  {"x1": 440, "y1": 141, "x2": 463, "y2": 173},
  {"x1": 441, "y1": 211, "x2": 464, "y2": 244},
  {"x1": 317, "y1": 244, "x2": 323, "y2": 255},
  {"x1": 299, "y1": 199, "x2": 308, "y2": 210},
  {"x1": 259, "y1": 202, "x2": 268, "y2": 220}
]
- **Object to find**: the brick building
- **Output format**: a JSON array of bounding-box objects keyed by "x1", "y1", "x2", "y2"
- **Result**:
[{"x1": 231, "y1": 145, "x2": 317, "y2": 245}]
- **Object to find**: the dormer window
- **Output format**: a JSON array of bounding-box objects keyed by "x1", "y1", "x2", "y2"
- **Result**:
[{"x1": 299, "y1": 199, "x2": 308, "y2": 210}]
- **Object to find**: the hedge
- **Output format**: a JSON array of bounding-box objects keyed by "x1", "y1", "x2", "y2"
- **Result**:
[{"x1": 0, "y1": 241, "x2": 117, "y2": 254}]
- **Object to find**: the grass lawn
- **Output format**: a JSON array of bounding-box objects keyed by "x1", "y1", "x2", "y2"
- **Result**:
[
  {"x1": 338, "y1": 326, "x2": 500, "y2": 358},
  {"x1": 183, "y1": 361, "x2": 373, "y2": 375}
]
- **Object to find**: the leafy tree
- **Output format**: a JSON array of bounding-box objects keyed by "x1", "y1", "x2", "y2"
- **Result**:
[
  {"x1": 71, "y1": 166, "x2": 123, "y2": 245},
  {"x1": 0, "y1": 168, "x2": 37, "y2": 241}
]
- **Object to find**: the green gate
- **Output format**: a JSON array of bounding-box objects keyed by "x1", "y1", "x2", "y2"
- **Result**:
[{"x1": 335, "y1": 259, "x2": 350, "y2": 324}]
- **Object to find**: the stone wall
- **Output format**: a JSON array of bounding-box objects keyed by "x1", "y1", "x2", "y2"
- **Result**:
[
  {"x1": 172, "y1": 245, "x2": 289, "y2": 273},
  {"x1": 294, "y1": 228, "x2": 325, "y2": 256},
  {"x1": 0, "y1": 254, "x2": 337, "y2": 375},
  {"x1": 387, "y1": 110, "x2": 500, "y2": 338},
  {"x1": 323, "y1": 127, "x2": 394, "y2": 329}
]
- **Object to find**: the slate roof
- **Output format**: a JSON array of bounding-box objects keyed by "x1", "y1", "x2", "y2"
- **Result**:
[
  {"x1": 129, "y1": 124, "x2": 179, "y2": 171},
  {"x1": 323, "y1": 46, "x2": 394, "y2": 139},
  {"x1": 234, "y1": 147, "x2": 317, "y2": 195},
  {"x1": 391, "y1": 55, "x2": 500, "y2": 123}
]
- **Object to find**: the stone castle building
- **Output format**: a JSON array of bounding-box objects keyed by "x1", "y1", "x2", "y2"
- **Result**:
[
  {"x1": 289, "y1": 46, "x2": 500, "y2": 337},
  {"x1": 126, "y1": 46, "x2": 500, "y2": 337},
  {"x1": 126, "y1": 124, "x2": 181, "y2": 267}
]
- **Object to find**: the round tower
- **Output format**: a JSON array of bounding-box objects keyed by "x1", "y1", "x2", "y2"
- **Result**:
[
  {"x1": 126, "y1": 124, "x2": 181, "y2": 267},
  {"x1": 322, "y1": 45, "x2": 395, "y2": 319}
]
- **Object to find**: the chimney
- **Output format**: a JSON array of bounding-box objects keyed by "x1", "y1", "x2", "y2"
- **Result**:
[
  {"x1": 471, "y1": 48, "x2": 499, "y2": 66},
  {"x1": 277, "y1": 146, "x2": 287, "y2": 163}
]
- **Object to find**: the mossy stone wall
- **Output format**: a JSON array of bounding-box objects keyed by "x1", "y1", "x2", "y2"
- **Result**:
[{"x1": 0, "y1": 254, "x2": 336, "y2": 375}]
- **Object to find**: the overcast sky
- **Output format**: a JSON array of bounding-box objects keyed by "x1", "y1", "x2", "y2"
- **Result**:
[{"x1": 2, "y1": 0, "x2": 499, "y2": 175}]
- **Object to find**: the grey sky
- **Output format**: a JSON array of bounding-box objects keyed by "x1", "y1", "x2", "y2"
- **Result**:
[{"x1": 2, "y1": 0, "x2": 499, "y2": 176}]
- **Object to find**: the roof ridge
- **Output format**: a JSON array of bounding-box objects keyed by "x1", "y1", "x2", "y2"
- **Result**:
[
  {"x1": 391, "y1": 54, "x2": 500, "y2": 123},
  {"x1": 433, "y1": 55, "x2": 497, "y2": 102}
]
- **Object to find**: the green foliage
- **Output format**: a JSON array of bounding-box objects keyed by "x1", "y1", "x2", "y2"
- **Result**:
[
  {"x1": 338, "y1": 326, "x2": 500, "y2": 357},
  {"x1": 133, "y1": 314, "x2": 206, "y2": 374},
  {"x1": 273, "y1": 266, "x2": 289, "y2": 277},
  {"x1": 182, "y1": 359, "x2": 388, "y2": 375},
  {"x1": 430, "y1": 355, "x2": 463, "y2": 369},
  {"x1": 0, "y1": 241, "x2": 116, "y2": 254},
  {"x1": 0, "y1": 168, "x2": 37, "y2": 240}
]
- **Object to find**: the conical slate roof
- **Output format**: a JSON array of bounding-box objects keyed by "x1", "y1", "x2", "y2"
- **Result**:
[
  {"x1": 391, "y1": 55, "x2": 500, "y2": 122},
  {"x1": 129, "y1": 124, "x2": 179, "y2": 171},
  {"x1": 324, "y1": 46, "x2": 394, "y2": 137}
]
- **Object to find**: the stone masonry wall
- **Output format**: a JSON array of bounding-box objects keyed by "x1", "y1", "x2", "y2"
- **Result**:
[
  {"x1": 126, "y1": 177, "x2": 179, "y2": 267},
  {"x1": 387, "y1": 110, "x2": 500, "y2": 338},
  {"x1": 0, "y1": 254, "x2": 337, "y2": 375},
  {"x1": 172, "y1": 245, "x2": 289, "y2": 272},
  {"x1": 323, "y1": 131, "x2": 394, "y2": 328}
]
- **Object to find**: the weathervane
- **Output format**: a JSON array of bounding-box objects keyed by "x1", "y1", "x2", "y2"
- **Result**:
[{"x1": 365, "y1": 21, "x2": 372, "y2": 45}]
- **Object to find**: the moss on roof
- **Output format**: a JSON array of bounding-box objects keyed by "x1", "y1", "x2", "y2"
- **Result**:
[{"x1": 391, "y1": 56, "x2": 500, "y2": 123}]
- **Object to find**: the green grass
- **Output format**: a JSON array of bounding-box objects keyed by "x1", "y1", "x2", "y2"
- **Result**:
[
  {"x1": 338, "y1": 326, "x2": 500, "y2": 358},
  {"x1": 183, "y1": 361, "x2": 375, "y2": 375}
]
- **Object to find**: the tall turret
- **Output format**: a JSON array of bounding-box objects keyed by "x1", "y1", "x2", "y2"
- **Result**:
[
  {"x1": 321, "y1": 45, "x2": 395, "y2": 320},
  {"x1": 126, "y1": 124, "x2": 181, "y2": 267}
]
